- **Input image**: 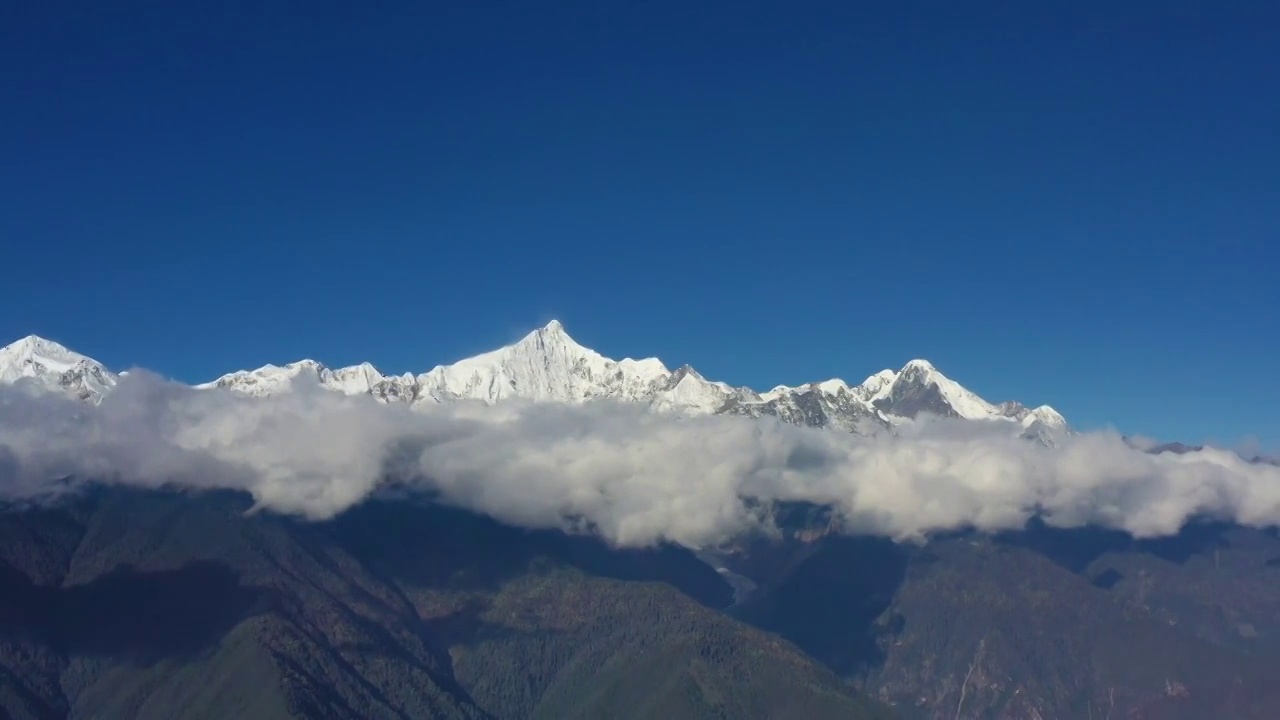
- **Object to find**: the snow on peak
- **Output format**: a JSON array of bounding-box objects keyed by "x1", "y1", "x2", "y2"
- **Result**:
[
  {"x1": 759, "y1": 385, "x2": 789, "y2": 402},
  {"x1": 618, "y1": 356, "x2": 668, "y2": 377},
  {"x1": 199, "y1": 359, "x2": 330, "y2": 397},
  {"x1": 2, "y1": 335, "x2": 84, "y2": 373},
  {"x1": 0, "y1": 334, "x2": 117, "y2": 404},
  {"x1": 415, "y1": 321, "x2": 671, "y2": 405},
  {"x1": 853, "y1": 358, "x2": 1068, "y2": 432},
  {"x1": 1025, "y1": 405, "x2": 1068, "y2": 429},
  {"x1": 4, "y1": 323, "x2": 1070, "y2": 441},
  {"x1": 855, "y1": 369, "x2": 898, "y2": 401},
  {"x1": 779, "y1": 378, "x2": 857, "y2": 399},
  {"x1": 521, "y1": 319, "x2": 579, "y2": 349},
  {"x1": 865, "y1": 369, "x2": 898, "y2": 383},
  {"x1": 671, "y1": 364, "x2": 706, "y2": 381},
  {"x1": 326, "y1": 362, "x2": 386, "y2": 395},
  {"x1": 200, "y1": 357, "x2": 414, "y2": 401},
  {"x1": 755, "y1": 377, "x2": 854, "y2": 404},
  {"x1": 871, "y1": 358, "x2": 1001, "y2": 421},
  {"x1": 650, "y1": 364, "x2": 737, "y2": 414},
  {"x1": 924, "y1": 373, "x2": 998, "y2": 420},
  {"x1": 815, "y1": 378, "x2": 851, "y2": 395}
]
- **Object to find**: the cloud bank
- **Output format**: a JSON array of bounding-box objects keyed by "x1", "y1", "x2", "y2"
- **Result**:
[{"x1": 1, "y1": 371, "x2": 1278, "y2": 547}]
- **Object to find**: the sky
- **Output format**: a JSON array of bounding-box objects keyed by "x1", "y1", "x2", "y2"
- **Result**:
[{"x1": 1, "y1": 1, "x2": 1277, "y2": 448}]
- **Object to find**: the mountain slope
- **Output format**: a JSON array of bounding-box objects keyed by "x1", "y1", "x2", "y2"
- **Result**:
[
  {"x1": 0, "y1": 490, "x2": 489, "y2": 720},
  {"x1": 721, "y1": 517, "x2": 1280, "y2": 719},
  {"x1": 2, "y1": 322, "x2": 1068, "y2": 438},
  {"x1": 0, "y1": 489, "x2": 893, "y2": 720}
]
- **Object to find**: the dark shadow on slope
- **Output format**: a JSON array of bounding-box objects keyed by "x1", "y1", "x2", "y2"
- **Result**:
[
  {"x1": 0, "y1": 562, "x2": 51, "y2": 636},
  {"x1": 1135, "y1": 521, "x2": 1236, "y2": 564},
  {"x1": 327, "y1": 499, "x2": 739, "y2": 715},
  {"x1": 327, "y1": 499, "x2": 734, "y2": 609},
  {"x1": 995, "y1": 517, "x2": 1236, "y2": 575},
  {"x1": 1091, "y1": 567, "x2": 1124, "y2": 589},
  {"x1": 0, "y1": 506, "x2": 87, "y2": 588},
  {"x1": 994, "y1": 520, "x2": 1132, "y2": 573},
  {"x1": 873, "y1": 382, "x2": 957, "y2": 419},
  {"x1": 735, "y1": 536, "x2": 909, "y2": 678},
  {"x1": 0, "y1": 559, "x2": 266, "y2": 664}
]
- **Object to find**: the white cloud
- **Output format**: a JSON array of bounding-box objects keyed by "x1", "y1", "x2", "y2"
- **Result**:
[{"x1": 1, "y1": 372, "x2": 1278, "y2": 547}]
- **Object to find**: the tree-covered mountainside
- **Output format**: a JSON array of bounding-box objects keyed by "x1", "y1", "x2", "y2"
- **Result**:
[
  {"x1": 729, "y1": 517, "x2": 1280, "y2": 719},
  {"x1": 7, "y1": 487, "x2": 1280, "y2": 719},
  {"x1": 0, "y1": 490, "x2": 891, "y2": 720}
]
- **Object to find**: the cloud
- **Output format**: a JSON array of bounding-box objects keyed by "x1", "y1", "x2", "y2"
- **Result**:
[{"x1": 2, "y1": 371, "x2": 1279, "y2": 547}]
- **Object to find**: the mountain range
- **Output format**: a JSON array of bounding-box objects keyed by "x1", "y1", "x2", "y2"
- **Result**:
[
  {"x1": 0, "y1": 321, "x2": 1068, "y2": 441},
  {"x1": 7, "y1": 324, "x2": 1280, "y2": 719}
]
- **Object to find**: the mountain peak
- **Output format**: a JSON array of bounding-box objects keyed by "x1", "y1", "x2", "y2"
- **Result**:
[
  {"x1": 669, "y1": 364, "x2": 707, "y2": 383},
  {"x1": 0, "y1": 334, "x2": 117, "y2": 403},
  {"x1": 901, "y1": 358, "x2": 937, "y2": 373},
  {"x1": 525, "y1": 319, "x2": 569, "y2": 341},
  {"x1": 857, "y1": 369, "x2": 898, "y2": 400},
  {"x1": 413, "y1": 320, "x2": 671, "y2": 405},
  {"x1": 1027, "y1": 405, "x2": 1068, "y2": 429},
  {"x1": 515, "y1": 319, "x2": 586, "y2": 353},
  {"x1": 286, "y1": 359, "x2": 328, "y2": 372},
  {"x1": 1, "y1": 334, "x2": 91, "y2": 370},
  {"x1": 872, "y1": 358, "x2": 1007, "y2": 421},
  {"x1": 3, "y1": 334, "x2": 74, "y2": 357},
  {"x1": 815, "y1": 378, "x2": 851, "y2": 395}
]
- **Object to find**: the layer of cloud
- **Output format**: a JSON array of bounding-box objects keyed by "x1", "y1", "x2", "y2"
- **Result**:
[{"x1": 2, "y1": 372, "x2": 1279, "y2": 547}]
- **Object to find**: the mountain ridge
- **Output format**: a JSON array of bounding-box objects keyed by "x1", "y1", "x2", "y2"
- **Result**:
[{"x1": 0, "y1": 322, "x2": 1067, "y2": 438}]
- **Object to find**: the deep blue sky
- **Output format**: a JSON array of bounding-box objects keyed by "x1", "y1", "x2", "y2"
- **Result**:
[{"x1": 2, "y1": 1, "x2": 1277, "y2": 447}]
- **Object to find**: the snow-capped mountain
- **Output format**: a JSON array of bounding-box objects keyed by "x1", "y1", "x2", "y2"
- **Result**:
[
  {"x1": 726, "y1": 379, "x2": 888, "y2": 435},
  {"x1": 1, "y1": 322, "x2": 1069, "y2": 439},
  {"x1": 413, "y1": 320, "x2": 677, "y2": 405},
  {"x1": 195, "y1": 359, "x2": 422, "y2": 404},
  {"x1": 862, "y1": 359, "x2": 1066, "y2": 429},
  {"x1": 0, "y1": 335, "x2": 118, "y2": 404}
]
